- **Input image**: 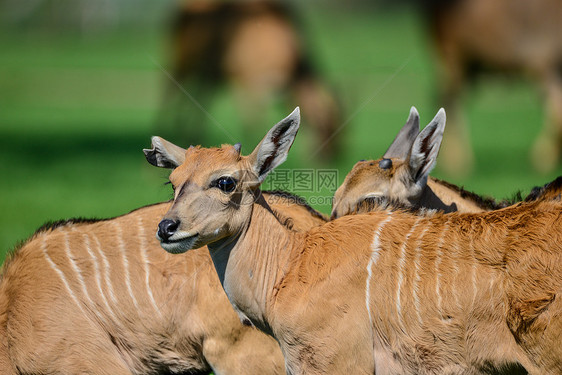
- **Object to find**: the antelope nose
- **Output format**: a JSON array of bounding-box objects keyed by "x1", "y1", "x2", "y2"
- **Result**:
[{"x1": 158, "y1": 219, "x2": 179, "y2": 241}]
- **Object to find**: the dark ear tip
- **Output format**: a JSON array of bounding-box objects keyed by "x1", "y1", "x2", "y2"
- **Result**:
[{"x1": 144, "y1": 149, "x2": 158, "y2": 167}]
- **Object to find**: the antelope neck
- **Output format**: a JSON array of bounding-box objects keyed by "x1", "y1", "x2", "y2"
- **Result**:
[{"x1": 207, "y1": 192, "x2": 299, "y2": 335}]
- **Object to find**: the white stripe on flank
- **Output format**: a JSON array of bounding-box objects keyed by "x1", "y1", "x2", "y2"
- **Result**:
[
  {"x1": 451, "y1": 237, "x2": 462, "y2": 311},
  {"x1": 137, "y1": 217, "x2": 162, "y2": 317},
  {"x1": 366, "y1": 213, "x2": 393, "y2": 326},
  {"x1": 82, "y1": 233, "x2": 117, "y2": 321},
  {"x1": 435, "y1": 220, "x2": 449, "y2": 315},
  {"x1": 41, "y1": 235, "x2": 86, "y2": 314},
  {"x1": 91, "y1": 233, "x2": 119, "y2": 306},
  {"x1": 489, "y1": 274, "x2": 496, "y2": 295},
  {"x1": 63, "y1": 231, "x2": 97, "y2": 310},
  {"x1": 412, "y1": 224, "x2": 429, "y2": 326},
  {"x1": 114, "y1": 222, "x2": 141, "y2": 311},
  {"x1": 470, "y1": 236, "x2": 477, "y2": 305},
  {"x1": 396, "y1": 217, "x2": 421, "y2": 327}
]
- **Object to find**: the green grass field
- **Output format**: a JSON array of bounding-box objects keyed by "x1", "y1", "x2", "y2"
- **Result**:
[{"x1": 1, "y1": 5, "x2": 561, "y2": 265}]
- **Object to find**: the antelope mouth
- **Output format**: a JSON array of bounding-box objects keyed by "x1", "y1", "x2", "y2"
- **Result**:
[{"x1": 159, "y1": 233, "x2": 199, "y2": 254}]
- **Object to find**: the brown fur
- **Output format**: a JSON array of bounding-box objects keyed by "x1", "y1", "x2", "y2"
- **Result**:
[
  {"x1": 161, "y1": 0, "x2": 341, "y2": 159},
  {"x1": 0, "y1": 288, "x2": 12, "y2": 374},
  {"x1": 0, "y1": 191, "x2": 325, "y2": 374},
  {"x1": 158, "y1": 137, "x2": 562, "y2": 374},
  {"x1": 424, "y1": 0, "x2": 562, "y2": 173}
]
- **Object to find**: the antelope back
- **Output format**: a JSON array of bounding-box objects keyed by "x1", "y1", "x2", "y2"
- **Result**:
[
  {"x1": 360, "y1": 198, "x2": 562, "y2": 374},
  {"x1": 262, "y1": 190, "x2": 328, "y2": 229},
  {"x1": 2, "y1": 202, "x2": 208, "y2": 374}
]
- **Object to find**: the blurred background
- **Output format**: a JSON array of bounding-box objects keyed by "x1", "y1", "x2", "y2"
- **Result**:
[{"x1": 1, "y1": 0, "x2": 561, "y2": 264}]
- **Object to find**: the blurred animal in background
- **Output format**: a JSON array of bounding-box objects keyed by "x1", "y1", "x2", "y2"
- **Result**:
[
  {"x1": 157, "y1": 0, "x2": 341, "y2": 161},
  {"x1": 423, "y1": 0, "x2": 562, "y2": 175}
]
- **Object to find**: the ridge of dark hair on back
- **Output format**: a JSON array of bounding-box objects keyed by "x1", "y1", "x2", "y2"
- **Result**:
[
  {"x1": 4, "y1": 201, "x2": 173, "y2": 266},
  {"x1": 0, "y1": 217, "x2": 110, "y2": 266},
  {"x1": 268, "y1": 210, "x2": 296, "y2": 231},
  {"x1": 36, "y1": 218, "x2": 106, "y2": 234},
  {"x1": 262, "y1": 190, "x2": 328, "y2": 222},
  {"x1": 350, "y1": 196, "x2": 435, "y2": 217},
  {"x1": 3, "y1": 218, "x2": 108, "y2": 265},
  {"x1": 432, "y1": 178, "x2": 504, "y2": 210},
  {"x1": 498, "y1": 191, "x2": 525, "y2": 208},
  {"x1": 34, "y1": 201, "x2": 173, "y2": 236},
  {"x1": 525, "y1": 176, "x2": 562, "y2": 202}
]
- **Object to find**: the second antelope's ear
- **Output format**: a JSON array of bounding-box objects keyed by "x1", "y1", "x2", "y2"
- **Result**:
[
  {"x1": 143, "y1": 136, "x2": 186, "y2": 169},
  {"x1": 408, "y1": 108, "x2": 446, "y2": 184},
  {"x1": 383, "y1": 106, "x2": 420, "y2": 159},
  {"x1": 247, "y1": 107, "x2": 300, "y2": 185}
]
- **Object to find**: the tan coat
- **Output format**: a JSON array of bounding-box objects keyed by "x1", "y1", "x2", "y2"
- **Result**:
[{"x1": 0, "y1": 191, "x2": 325, "y2": 375}]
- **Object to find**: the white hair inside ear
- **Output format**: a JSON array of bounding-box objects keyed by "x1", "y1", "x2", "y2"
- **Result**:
[
  {"x1": 248, "y1": 107, "x2": 301, "y2": 184},
  {"x1": 143, "y1": 136, "x2": 186, "y2": 169},
  {"x1": 408, "y1": 108, "x2": 446, "y2": 185}
]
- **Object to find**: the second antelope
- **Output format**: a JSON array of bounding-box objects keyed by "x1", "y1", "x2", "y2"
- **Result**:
[
  {"x1": 332, "y1": 107, "x2": 562, "y2": 219},
  {"x1": 153, "y1": 108, "x2": 562, "y2": 375},
  {"x1": 332, "y1": 107, "x2": 504, "y2": 219}
]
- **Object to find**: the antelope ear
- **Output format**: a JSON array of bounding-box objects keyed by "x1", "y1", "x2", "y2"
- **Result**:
[
  {"x1": 408, "y1": 108, "x2": 446, "y2": 185},
  {"x1": 383, "y1": 106, "x2": 420, "y2": 159},
  {"x1": 247, "y1": 107, "x2": 300, "y2": 185},
  {"x1": 143, "y1": 136, "x2": 186, "y2": 169}
]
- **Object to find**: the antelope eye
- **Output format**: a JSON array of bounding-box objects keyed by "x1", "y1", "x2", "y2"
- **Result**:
[{"x1": 214, "y1": 176, "x2": 237, "y2": 193}]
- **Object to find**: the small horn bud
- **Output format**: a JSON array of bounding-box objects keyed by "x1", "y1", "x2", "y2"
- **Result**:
[
  {"x1": 234, "y1": 143, "x2": 242, "y2": 153},
  {"x1": 379, "y1": 158, "x2": 393, "y2": 170}
]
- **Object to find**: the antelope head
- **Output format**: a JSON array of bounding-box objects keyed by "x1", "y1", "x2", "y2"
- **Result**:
[
  {"x1": 144, "y1": 108, "x2": 301, "y2": 254},
  {"x1": 331, "y1": 107, "x2": 446, "y2": 219}
]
